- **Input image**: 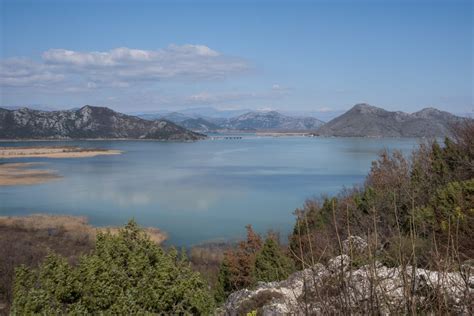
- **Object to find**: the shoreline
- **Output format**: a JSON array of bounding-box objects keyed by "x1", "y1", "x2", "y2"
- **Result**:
[
  {"x1": 0, "y1": 138, "x2": 204, "y2": 142},
  {"x1": 0, "y1": 214, "x2": 167, "y2": 245},
  {"x1": 0, "y1": 146, "x2": 122, "y2": 185},
  {"x1": 0, "y1": 146, "x2": 122, "y2": 159}
]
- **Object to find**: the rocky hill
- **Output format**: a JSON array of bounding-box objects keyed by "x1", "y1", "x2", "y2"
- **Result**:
[
  {"x1": 0, "y1": 106, "x2": 203, "y2": 140},
  {"x1": 316, "y1": 103, "x2": 465, "y2": 137},
  {"x1": 220, "y1": 111, "x2": 325, "y2": 131}
]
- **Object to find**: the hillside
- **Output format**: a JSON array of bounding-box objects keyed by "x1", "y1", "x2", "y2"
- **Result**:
[
  {"x1": 139, "y1": 109, "x2": 326, "y2": 132},
  {"x1": 220, "y1": 111, "x2": 324, "y2": 131},
  {"x1": 179, "y1": 118, "x2": 222, "y2": 133},
  {"x1": 316, "y1": 103, "x2": 465, "y2": 137},
  {"x1": 0, "y1": 106, "x2": 203, "y2": 140}
]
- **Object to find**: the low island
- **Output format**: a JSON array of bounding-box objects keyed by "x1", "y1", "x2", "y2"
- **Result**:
[{"x1": 0, "y1": 146, "x2": 122, "y2": 186}]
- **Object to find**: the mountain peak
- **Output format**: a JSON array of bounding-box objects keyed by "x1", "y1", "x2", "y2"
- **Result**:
[
  {"x1": 0, "y1": 106, "x2": 203, "y2": 140},
  {"x1": 350, "y1": 103, "x2": 382, "y2": 113},
  {"x1": 415, "y1": 107, "x2": 441, "y2": 114},
  {"x1": 317, "y1": 105, "x2": 463, "y2": 137}
]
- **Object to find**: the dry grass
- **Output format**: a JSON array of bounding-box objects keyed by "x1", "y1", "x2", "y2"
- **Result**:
[
  {"x1": 0, "y1": 162, "x2": 61, "y2": 186},
  {"x1": 0, "y1": 214, "x2": 167, "y2": 245},
  {"x1": 0, "y1": 146, "x2": 122, "y2": 159},
  {"x1": 190, "y1": 242, "x2": 232, "y2": 289}
]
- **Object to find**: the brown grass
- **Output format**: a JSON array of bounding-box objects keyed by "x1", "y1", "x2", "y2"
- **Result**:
[
  {"x1": 0, "y1": 146, "x2": 122, "y2": 159},
  {"x1": 0, "y1": 214, "x2": 167, "y2": 245},
  {"x1": 0, "y1": 162, "x2": 61, "y2": 186}
]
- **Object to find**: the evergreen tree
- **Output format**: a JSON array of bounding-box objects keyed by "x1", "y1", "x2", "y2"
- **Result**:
[
  {"x1": 214, "y1": 257, "x2": 232, "y2": 303},
  {"x1": 255, "y1": 237, "x2": 294, "y2": 282}
]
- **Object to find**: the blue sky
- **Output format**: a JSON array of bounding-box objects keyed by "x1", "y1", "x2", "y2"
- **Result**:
[{"x1": 0, "y1": 0, "x2": 472, "y2": 115}]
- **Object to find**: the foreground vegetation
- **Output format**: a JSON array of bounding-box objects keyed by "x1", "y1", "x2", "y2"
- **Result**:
[
  {"x1": 12, "y1": 221, "x2": 213, "y2": 314},
  {"x1": 3, "y1": 121, "x2": 473, "y2": 314},
  {"x1": 214, "y1": 121, "x2": 473, "y2": 314}
]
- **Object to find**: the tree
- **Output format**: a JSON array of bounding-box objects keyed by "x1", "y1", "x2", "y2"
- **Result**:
[
  {"x1": 255, "y1": 236, "x2": 294, "y2": 282},
  {"x1": 421, "y1": 179, "x2": 474, "y2": 260},
  {"x1": 215, "y1": 225, "x2": 262, "y2": 302},
  {"x1": 12, "y1": 220, "x2": 214, "y2": 314},
  {"x1": 214, "y1": 257, "x2": 232, "y2": 303}
]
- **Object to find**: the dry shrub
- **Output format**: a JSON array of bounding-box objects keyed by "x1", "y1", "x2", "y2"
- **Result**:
[{"x1": 190, "y1": 242, "x2": 231, "y2": 289}]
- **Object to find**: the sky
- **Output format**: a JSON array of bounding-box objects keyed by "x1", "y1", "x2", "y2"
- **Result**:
[{"x1": 0, "y1": 0, "x2": 472, "y2": 116}]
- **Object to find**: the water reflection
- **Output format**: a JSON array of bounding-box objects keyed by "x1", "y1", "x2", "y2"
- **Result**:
[{"x1": 0, "y1": 137, "x2": 418, "y2": 246}]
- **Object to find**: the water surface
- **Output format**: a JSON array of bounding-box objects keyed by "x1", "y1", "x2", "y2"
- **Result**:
[{"x1": 0, "y1": 136, "x2": 419, "y2": 246}]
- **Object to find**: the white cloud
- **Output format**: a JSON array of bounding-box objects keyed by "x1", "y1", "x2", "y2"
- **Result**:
[
  {"x1": 0, "y1": 45, "x2": 249, "y2": 89},
  {"x1": 0, "y1": 58, "x2": 64, "y2": 87}
]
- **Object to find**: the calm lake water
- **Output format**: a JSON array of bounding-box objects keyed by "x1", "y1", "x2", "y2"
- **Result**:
[{"x1": 0, "y1": 136, "x2": 419, "y2": 246}]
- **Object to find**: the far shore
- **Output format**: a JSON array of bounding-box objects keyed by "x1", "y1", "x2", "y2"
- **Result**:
[{"x1": 0, "y1": 146, "x2": 122, "y2": 159}]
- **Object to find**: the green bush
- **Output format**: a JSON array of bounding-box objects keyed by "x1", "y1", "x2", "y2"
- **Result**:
[{"x1": 12, "y1": 220, "x2": 214, "y2": 314}]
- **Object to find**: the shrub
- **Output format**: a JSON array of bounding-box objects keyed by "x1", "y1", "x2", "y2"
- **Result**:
[{"x1": 12, "y1": 220, "x2": 214, "y2": 314}]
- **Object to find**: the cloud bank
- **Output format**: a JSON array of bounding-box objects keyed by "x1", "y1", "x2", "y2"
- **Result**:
[{"x1": 0, "y1": 45, "x2": 250, "y2": 88}]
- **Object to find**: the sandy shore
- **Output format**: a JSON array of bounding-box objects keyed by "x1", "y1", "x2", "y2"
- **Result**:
[
  {"x1": 0, "y1": 162, "x2": 61, "y2": 186},
  {"x1": 0, "y1": 146, "x2": 122, "y2": 159}
]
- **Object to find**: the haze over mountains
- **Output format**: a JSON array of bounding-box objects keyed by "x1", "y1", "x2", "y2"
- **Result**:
[
  {"x1": 139, "y1": 110, "x2": 325, "y2": 132},
  {"x1": 0, "y1": 103, "x2": 467, "y2": 139},
  {"x1": 137, "y1": 104, "x2": 466, "y2": 137},
  {"x1": 0, "y1": 106, "x2": 202, "y2": 140}
]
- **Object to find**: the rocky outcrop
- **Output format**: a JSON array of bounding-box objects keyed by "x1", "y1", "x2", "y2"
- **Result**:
[
  {"x1": 222, "y1": 236, "x2": 473, "y2": 315},
  {"x1": 0, "y1": 106, "x2": 204, "y2": 140},
  {"x1": 316, "y1": 103, "x2": 466, "y2": 137}
]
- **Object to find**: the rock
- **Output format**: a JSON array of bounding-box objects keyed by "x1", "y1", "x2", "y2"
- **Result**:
[
  {"x1": 223, "y1": 248, "x2": 473, "y2": 315},
  {"x1": 327, "y1": 254, "x2": 350, "y2": 273},
  {"x1": 342, "y1": 235, "x2": 368, "y2": 255},
  {"x1": 222, "y1": 264, "x2": 328, "y2": 315}
]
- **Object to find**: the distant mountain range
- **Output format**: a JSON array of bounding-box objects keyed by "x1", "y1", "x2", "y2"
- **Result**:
[
  {"x1": 138, "y1": 110, "x2": 325, "y2": 132},
  {"x1": 131, "y1": 107, "x2": 253, "y2": 120},
  {"x1": 316, "y1": 103, "x2": 466, "y2": 137},
  {"x1": 0, "y1": 106, "x2": 203, "y2": 140},
  {"x1": 0, "y1": 103, "x2": 466, "y2": 139},
  {"x1": 217, "y1": 111, "x2": 325, "y2": 131}
]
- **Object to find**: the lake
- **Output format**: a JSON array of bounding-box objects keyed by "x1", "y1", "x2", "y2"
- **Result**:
[{"x1": 0, "y1": 136, "x2": 419, "y2": 246}]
